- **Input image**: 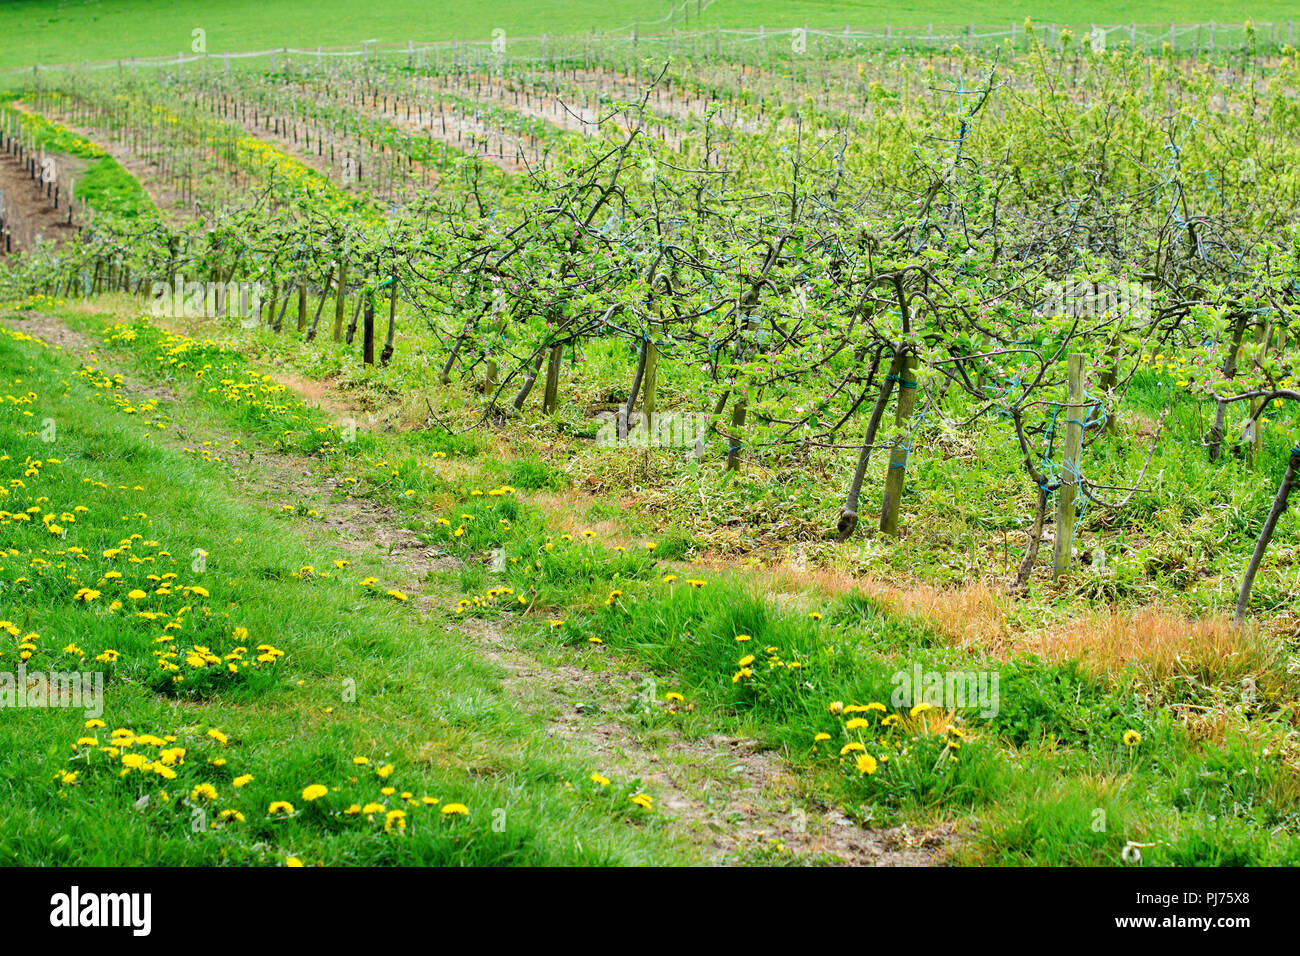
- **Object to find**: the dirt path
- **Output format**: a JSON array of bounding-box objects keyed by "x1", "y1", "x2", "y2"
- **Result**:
[
  {"x1": 9, "y1": 101, "x2": 194, "y2": 225},
  {"x1": 3, "y1": 308, "x2": 959, "y2": 866},
  {"x1": 0, "y1": 146, "x2": 83, "y2": 254}
]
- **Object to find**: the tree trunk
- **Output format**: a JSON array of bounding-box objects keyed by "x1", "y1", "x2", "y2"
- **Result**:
[
  {"x1": 1235, "y1": 447, "x2": 1300, "y2": 623},
  {"x1": 837, "y1": 350, "x2": 903, "y2": 539}
]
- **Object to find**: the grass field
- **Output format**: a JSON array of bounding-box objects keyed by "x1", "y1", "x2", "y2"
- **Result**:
[
  {"x1": 0, "y1": 313, "x2": 705, "y2": 865},
  {"x1": 0, "y1": 0, "x2": 1294, "y2": 71},
  {"x1": 2, "y1": 0, "x2": 1299, "y2": 872},
  {"x1": 4, "y1": 303, "x2": 1296, "y2": 866}
]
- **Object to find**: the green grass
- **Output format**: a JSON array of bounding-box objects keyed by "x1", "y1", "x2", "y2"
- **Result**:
[
  {"x1": 0, "y1": 322, "x2": 691, "y2": 865},
  {"x1": 66, "y1": 154, "x2": 154, "y2": 219},
  {"x1": 0, "y1": 101, "x2": 153, "y2": 217},
  {"x1": 0, "y1": 0, "x2": 1292, "y2": 73},
  {"x1": 38, "y1": 308, "x2": 1289, "y2": 868},
  {"x1": 9, "y1": 299, "x2": 1299, "y2": 866}
]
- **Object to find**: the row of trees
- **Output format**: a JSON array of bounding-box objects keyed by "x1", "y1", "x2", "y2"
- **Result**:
[{"x1": 4, "y1": 41, "x2": 1298, "y2": 608}]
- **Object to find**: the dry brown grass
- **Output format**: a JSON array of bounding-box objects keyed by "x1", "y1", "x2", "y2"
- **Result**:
[
  {"x1": 529, "y1": 487, "x2": 629, "y2": 542},
  {"x1": 761, "y1": 565, "x2": 1013, "y2": 651},
  {"x1": 1020, "y1": 607, "x2": 1279, "y2": 688},
  {"x1": 755, "y1": 562, "x2": 1286, "y2": 694}
]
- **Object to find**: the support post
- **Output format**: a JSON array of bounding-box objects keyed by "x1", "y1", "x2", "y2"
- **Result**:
[
  {"x1": 1053, "y1": 353, "x2": 1085, "y2": 576},
  {"x1": 879, "y1": 353, "x2": 919, "y2": 535}
]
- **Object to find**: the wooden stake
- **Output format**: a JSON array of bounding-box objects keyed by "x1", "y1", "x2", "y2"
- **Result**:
[
  {"x1": 879, "y1": 353, "x2": 919, "y2": 536},
  {"x1": 1053, "y1": 353, "x2": 1085, "y2": 576},
  {"x1": 362, "y1": 295, "x2": 375, "y2": 365},
  {"x1": 332, "y1": 260, "x2": 347, "y2": 342},
  {"x1": 641, "y1": 338, "x2": 659, "y2": 434}
]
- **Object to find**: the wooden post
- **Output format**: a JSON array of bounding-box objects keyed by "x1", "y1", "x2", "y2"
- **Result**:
[
  {"x1": 542, "y1": 342, "x2": 563, "y2": 414},
  {"x1": 362, "y1": 295, "x2": 375, "y2": 365},
  {"x1": 879, "y1": 353, "x2": 919, "y2": 535},
  {"x1": 332, "y1": 260, "x2": 346, "y2": 342},
  {"x1": 641, "y1": 338, "x2": 659, "y2": 434},
  {"x1": 380, "y1": 276, "x2": 398, "y2": 366},
  {"x1": 297, "y1": 277, "x2": 307, "y2": 332},
  {"x1": 1053, "y1": 353, "x2": 1085, "y2": 576}
]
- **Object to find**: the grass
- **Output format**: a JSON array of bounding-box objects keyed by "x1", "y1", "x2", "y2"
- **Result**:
[
  {"x1": 128, "y1": 281, "x2": 1300, "y2": 632},
  {"x1": 0, "y1": 321, "x2": 693, "y2": 865},
  {"x1": 6, "y1": 300, "x2": 1295, "y2": 866},
  {"x1": 0, "y1": 100, "x2": 154, "y2": 217},
  {"x1": 0, "y1": 0, "x2": 1292, "y2": 73}
]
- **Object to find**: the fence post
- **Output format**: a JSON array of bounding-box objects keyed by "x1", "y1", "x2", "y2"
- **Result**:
[
  {"x1": 333, "y1": 260, "x2": 347, "y2": 342},
  {"x1": 641, "y1": 338, "x2": 659, "y2": 433},
  {"x1": 362, "y1": 294, "x2": 375, "y2": 365},
  {"x1": 879, "y1": 353, "x2": 919, "y2": 536},
  {"x1": 1053, "y1": 353, "x2": 1086, "y2": 576}
]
